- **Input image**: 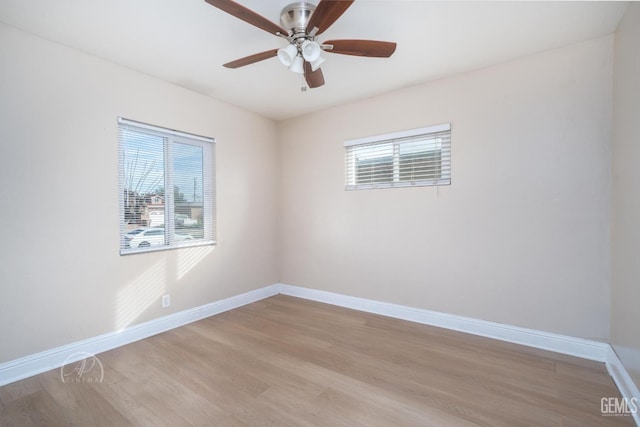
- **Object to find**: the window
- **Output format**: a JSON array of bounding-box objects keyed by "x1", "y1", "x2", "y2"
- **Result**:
[
  {"x1": 345, "y1": 123, "x2": 451, "y2": 190},
  {"x1": 118, "y1": 117, "x2": 215, "y2": 254}
]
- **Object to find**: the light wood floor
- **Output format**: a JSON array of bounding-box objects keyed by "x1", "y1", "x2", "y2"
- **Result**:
[{"x1": 0, "y1": 295, "x2": 633, "y2": 426}]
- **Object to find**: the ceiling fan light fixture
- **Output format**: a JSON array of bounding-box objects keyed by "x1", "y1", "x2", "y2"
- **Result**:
[
  {"x1": 289, "y1": 55, "x2": 304, "y2": 74},
  {"x1": 310, "y1": 55, "x2": 325, "y2": 71},
  {"x1": 277, "y1": 44, "x2": 298, "y2": 67},
  {"x1": 206, "y1": 0, "x2": 396, "y2": 90},
  {"x1": 301, "y1": 40, "x2": 322, "y2": 62}
]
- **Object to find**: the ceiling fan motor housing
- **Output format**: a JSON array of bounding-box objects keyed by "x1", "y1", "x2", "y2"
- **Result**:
[{"x1": 280, "y1": 2, "x2": 316, "y2": 37}]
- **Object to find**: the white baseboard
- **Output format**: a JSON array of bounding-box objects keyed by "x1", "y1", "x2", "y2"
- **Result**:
[
  {"x1": 0, "y1": 284, "x2": 280, "y2": 387},
  {"x1": 2, "y1": 280, "x2": 639, "y2": 425},
  {"x1": 607, "y1": 348, "x2": 640, "y2": 425},
  {"x1": 278, "y1": 284, "x2": 610, "y2": 362}
]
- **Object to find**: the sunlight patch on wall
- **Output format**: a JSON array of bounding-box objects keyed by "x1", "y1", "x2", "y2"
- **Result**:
[
  {"x1": 116, "y1": 260, "x2": 166, "y2": 331},
  {"x1": 177, "y1": 246, "x2": 214, "y2": 280}
]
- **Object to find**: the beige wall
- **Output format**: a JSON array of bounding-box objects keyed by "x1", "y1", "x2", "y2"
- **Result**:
[
  {"x1": 0, "y1": 23, "x2": 279, "y2": 363},
  {"x1": 0, "y1": 17, "x2": 627, "y2": 368},
  {"x1": 278, "y1": 36, "x2": 613, "y2": 340},
  {"x1": 612, "y1": 3, "x2": 640, "y2": 386}
]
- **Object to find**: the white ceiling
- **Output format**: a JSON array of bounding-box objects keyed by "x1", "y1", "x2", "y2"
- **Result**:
[{"x1": 0, "y1": 1, "x2": 629, "y2": 121}]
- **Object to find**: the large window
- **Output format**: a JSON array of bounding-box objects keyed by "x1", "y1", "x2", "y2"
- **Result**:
[
  {"x1": 345, "y1": 124, "x2": 451, "y2": 190},
  {"x1": 118, "y1": 118, "x2": 215, "y2": 254}
]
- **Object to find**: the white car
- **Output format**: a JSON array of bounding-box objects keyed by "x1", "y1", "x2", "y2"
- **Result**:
[
  {"x1": 124, "y1": 228, "x2": 146, "y2": 247},
  {"x1": 127, "y1": 228, "x2": 193, "y2": 248},
  {"x1": 175, "y1": 214, "x2": 198, "y2": 227}
]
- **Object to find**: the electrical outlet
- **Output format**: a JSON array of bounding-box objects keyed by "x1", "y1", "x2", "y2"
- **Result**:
[{"x1": 161, "y1": 294, "x2": 170, "y2": 308}]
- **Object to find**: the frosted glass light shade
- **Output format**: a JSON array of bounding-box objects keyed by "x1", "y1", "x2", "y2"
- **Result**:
[
  {"x1": 289, "y1": 55, "x2": 304, "y2": 74},
  {"x1": 277, "y1": 44, "x2": 298, "y2": 67},
  {"x1": 301, "y1": 40, "x2": 322, "y2": 62}
]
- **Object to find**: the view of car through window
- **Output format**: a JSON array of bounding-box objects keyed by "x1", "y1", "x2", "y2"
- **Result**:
[
  {"x1": 120, "y1": 121, "x2": 209, "y2": 252},
  {"x1": 125, "y1": 227, "x2": 194, "y2": 249}
]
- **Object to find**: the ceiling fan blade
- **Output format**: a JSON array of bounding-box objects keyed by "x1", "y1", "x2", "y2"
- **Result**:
[
  {"x1": 223, "y1": 49, "x2": 278, "y2": 68},
  {"x1": 205, "y1": 0, "x2": 289, "y2": 36},
  {"x1": 323, "y1": 39, "x2": 397, "y2": 57},
  {"x1": 306, "y1": 0, "x2": 354, "y2": 36},
  {"x1": 304, "y1": 62, "x2": 325, "y2": 88}
]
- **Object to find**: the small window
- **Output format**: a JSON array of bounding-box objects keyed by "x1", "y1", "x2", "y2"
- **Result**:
[
  {"x1": 345, "y1": 124, "x2": 451, "y2": 190},
  {"x1": 118, "y1": 118, "x2": 215, "y2": 254}
]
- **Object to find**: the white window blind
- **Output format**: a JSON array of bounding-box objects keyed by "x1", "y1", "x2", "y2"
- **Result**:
[
  {"x1": 344, "y1": 124, "x2": 451, "y2": 190},
  {"x1": 118, "y1": 117, "x2": 215, "y2": 254}
]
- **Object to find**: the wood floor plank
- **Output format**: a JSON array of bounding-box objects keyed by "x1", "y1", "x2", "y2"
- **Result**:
[
  {"x1": 0, "y1": 295, "x2": 634, "y2": 426},
  {"x1": 99, "y1": 342, "x2": 232, "y2": 425},
  {"x1": 0, "y1": 376, "x2": 44, "y2": 406},
  {"x1": 88, "y1": 363, "x2": 194, "y2": 426},
  {"x1": 38, "y1": 370, "x2": 132, "y2": 427},
  {"x1": 0, "y1": 389, "x2": 70, "y2": 427}
]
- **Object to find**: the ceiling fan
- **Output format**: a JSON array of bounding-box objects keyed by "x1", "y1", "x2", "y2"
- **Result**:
[{"x1": 204, "y1": 0, "x2": 397, "y2": 90}]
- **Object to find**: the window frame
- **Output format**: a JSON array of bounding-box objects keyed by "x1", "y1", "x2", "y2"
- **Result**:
[
  {"x1": 344, "y1": 123, "x2": 451, "y2": 191},
  {"x1": 118, "y1": 117, "x2": 216, "y2": 255}
]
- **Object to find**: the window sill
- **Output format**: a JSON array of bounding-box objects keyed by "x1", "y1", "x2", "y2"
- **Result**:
[
  {"x1": 120, "y1": 240, "x2": 216, "y2": 256},
  {"x1": 346, "y1": 178, "x2": 451, "y2": 191}
]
